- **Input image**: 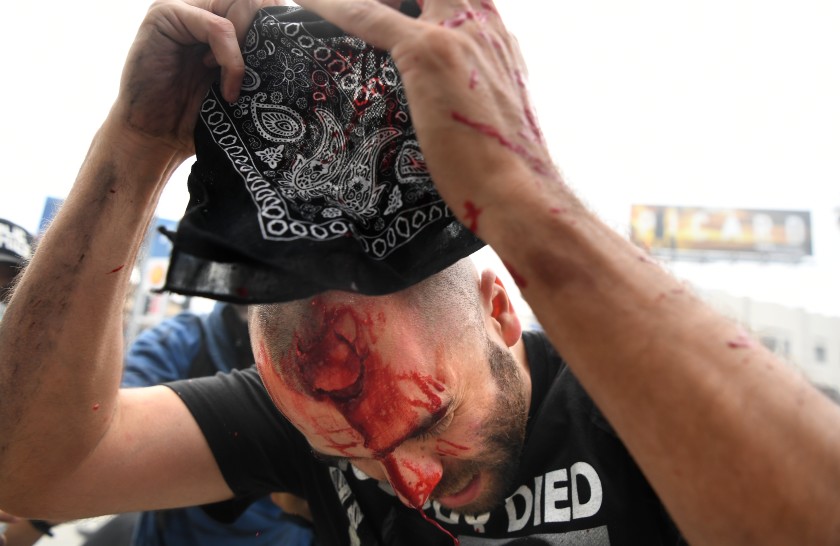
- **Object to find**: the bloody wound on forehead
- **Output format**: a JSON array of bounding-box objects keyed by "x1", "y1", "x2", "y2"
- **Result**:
[{"x1": 286, "y1": 302, "x2": 449, "y2": 504}]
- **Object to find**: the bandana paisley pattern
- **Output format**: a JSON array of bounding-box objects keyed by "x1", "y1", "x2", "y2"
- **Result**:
[{"x1": 198, "y1": 6, "x2": 446, "y2": 259}]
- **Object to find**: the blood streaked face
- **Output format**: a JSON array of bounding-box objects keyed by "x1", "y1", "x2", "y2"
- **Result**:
[{"x1": 254, "y1": 291, "x2": 527, "y2": 514}]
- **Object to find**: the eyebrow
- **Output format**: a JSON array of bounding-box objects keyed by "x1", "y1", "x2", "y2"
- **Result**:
[{"x1": 310, "y1": 400, "x2": 454, "y2": 464}]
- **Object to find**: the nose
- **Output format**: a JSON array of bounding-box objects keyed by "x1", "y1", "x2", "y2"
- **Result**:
[{"x1": 380, "y1": 443, "x2": 443, "y2": 509}]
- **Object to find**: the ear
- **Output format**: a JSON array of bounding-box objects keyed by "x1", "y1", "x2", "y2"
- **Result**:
[{"x1": 479, "y1": 269, "x2": 522, "y2": 348}]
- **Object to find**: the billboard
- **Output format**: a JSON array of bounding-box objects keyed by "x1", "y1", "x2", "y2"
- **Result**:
[{"x1": 630, "y1": 205, "x2": 812, "y2": 262}]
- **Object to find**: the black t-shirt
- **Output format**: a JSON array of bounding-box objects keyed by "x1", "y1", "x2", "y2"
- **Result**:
[{"x1": 167, "y1": 331, "x2": 684, "y2": 545}]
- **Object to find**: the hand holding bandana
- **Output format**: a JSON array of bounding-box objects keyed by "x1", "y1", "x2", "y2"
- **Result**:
[
  {"x1": 163, "y1": 3, "x2": 485, "y2": 303},
  {"x1": 292, "y1": 0, "x2": 559, "y2": 254}
]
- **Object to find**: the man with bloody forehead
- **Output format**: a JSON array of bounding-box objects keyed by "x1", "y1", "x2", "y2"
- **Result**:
[{"x1": 2, "y1": 0, "x2": 840, "y2": 545}]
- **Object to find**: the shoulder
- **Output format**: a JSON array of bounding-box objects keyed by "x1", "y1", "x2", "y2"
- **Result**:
[
  {"x1": 166, "y1": 368, "x2": 313, "y2": 498},
  {"x1": 167, "y1": 367, "x2": 289, "y2": 441},
  {"x1": 168, "y1": 366, "x2": 266, "y2": 404}
]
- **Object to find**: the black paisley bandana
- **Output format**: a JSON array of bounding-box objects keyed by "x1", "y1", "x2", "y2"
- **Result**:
[{"x1": 162, "y1": 2, "x2": 484, "y2": 303}]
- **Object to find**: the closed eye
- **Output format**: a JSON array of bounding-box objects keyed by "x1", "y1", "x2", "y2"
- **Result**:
[{"x1": 414, "y1": 405, "x2": 456, "y2": 442}]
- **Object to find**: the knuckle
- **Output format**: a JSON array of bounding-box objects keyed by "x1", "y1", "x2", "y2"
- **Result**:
[
  {"x1": 424, "y1": 28, "x2": 471, "y2": 62},
  {"x1": 342, "y1": 2, "x2": 368, "y2": 22},
  {"x1": 208, "y1": 13, "x2": 235, "y2": 33},
  {"x1": 343, "y1": 0, "x2": 382, "y2": 28},
  {"x1": 145, "y1": 0, "x2": 170, "y2": 18}
]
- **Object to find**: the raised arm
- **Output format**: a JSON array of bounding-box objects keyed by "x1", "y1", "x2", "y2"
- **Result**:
[
  {"x1": 292, "y1": 1, "x2": 840, "y2": 544},
  {"x1": 0, "y1": 0, "x2": 280, "y2": 519}
]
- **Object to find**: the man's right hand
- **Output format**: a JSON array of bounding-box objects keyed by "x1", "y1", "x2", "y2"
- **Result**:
[{"x1": 110, "y1": 0, "x2": 283, "y2": 160}]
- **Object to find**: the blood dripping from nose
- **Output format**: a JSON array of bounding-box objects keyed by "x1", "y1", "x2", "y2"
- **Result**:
[
  {"x1": 418, "y1": 508, "x2": 460, "y2": 545},
  {"x1": 382, "y1": 454, "x2": 439, "y2": 508},
  {"x1": 383, "y1": 454, "x2": 458, "y2": 545}
]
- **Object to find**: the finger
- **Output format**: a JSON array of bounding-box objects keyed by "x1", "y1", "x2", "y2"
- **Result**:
[
  {"x1": 176, "y1": 0, "x2": 288, "y2": 100},
  {"x1": 218, "y1": 0, "x2": 303, "y2": 99},
  {"x1": 293, "y1": 0, "x2": 421, "y2": 50},
  {"x1": 172, "y1": 4, "x2": 246, "y2": 101},
  {"x1": 179, "y1": 0, "x2": 284, "y2": 42},
  {"x1": 418, "y1": 0, "x2": 490, "y2": 19},
  {"x1": 224, "y1": 0, "x2": 289, "y2": 43}
]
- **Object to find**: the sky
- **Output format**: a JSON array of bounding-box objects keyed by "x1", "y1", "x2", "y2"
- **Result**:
[{"x1": 1, "y1": 1, "x2": 839, "y2": 316}]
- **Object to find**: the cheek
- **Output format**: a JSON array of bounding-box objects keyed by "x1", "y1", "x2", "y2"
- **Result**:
[
  {"x1": 434, "y1": 438, "x2": 471, "y2": 458},
  {"x1": 433, "y1": 393, "x2": 496, "y2": 459},
  {"x1": 433, "y1": 417, "x2": 485, "y2": 459}
]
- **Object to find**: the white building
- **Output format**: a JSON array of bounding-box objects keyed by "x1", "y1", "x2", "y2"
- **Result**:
[{"x1": 701, "y1": 289, "x2": 840, "y2": 402}]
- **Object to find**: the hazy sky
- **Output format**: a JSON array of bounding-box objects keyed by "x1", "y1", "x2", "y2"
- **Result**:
[{"x1": 1, "y1": 1, "x2": 838, "y2": 316}]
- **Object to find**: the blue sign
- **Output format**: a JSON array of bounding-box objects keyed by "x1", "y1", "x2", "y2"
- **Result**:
[
  {"x1": 149, "y1": 218, "x2": 179, "y2": 259},
  {"x1": 38, "y1": 197, "x2": 64, "y2": 236}
]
